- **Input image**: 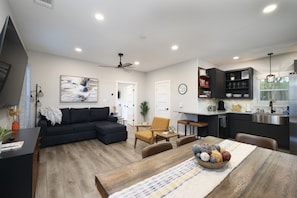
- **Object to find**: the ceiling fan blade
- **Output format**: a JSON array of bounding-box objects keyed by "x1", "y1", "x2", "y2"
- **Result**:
[
  {"x1": 122, "y1": 63, "x2": 133, "y2": 67},
  {"x1": 98, "y1": 65, "x2": 116, "y2": 68}
]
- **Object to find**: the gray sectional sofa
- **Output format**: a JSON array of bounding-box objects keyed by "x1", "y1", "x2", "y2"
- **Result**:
[{"x1": 38, "y1": 107, "x2": 127, "y2": 147}]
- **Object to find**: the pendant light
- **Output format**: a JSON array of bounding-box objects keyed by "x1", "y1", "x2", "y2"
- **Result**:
[{"x1": 266, "y1": 52, "x2": 275, "y2": 83}]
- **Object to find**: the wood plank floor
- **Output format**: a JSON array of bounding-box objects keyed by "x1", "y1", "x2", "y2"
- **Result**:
[{"x1": 35, "y1": 126, "x2": 180, "y2": 198}]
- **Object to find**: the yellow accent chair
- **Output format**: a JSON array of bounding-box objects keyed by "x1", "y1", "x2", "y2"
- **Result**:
[{"x1": 134, "y1": 117, "x2": 170, "y2": 148}]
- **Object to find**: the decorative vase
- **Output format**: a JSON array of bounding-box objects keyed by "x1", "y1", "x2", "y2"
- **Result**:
[
  {"x1": 230, "y1": 77, "x2": 235, "y2": 81},
  {"x1": 0, "y1": 140, "x2": 2, "y2": 154},
  {"x1": 12, "y1": 120, "x2": 19, "y2": 131}
]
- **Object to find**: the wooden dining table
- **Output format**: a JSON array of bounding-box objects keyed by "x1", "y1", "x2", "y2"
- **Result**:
[{"x1": 95, "y1": 136, "x2": 297, "y2": 198}]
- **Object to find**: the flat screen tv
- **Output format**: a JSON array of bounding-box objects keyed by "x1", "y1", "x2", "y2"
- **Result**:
[{"x1": 0, "y1": 16, "x2": 28, "y2": 108}]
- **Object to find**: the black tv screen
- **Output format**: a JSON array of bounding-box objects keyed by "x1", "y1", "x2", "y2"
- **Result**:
[{"x1": 0, "y1": 16, "x2": 28, "y2": 108}]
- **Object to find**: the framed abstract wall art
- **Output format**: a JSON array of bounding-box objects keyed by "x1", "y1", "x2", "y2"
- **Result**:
[{"x1": 60, "y1": 75, "x2": 98, "y2": 103}]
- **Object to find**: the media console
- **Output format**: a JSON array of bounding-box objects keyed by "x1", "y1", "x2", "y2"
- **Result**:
[{"x1": 0, "y1": 127, "x2": 40, "y2": 198}]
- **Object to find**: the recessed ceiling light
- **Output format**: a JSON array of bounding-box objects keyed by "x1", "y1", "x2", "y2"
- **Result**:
[
  {"x1": 134, "y1": 61, "x2": 140, "y2": 65},
  {"x1": 95, "y1": 13, "x2": 104, "y2": 21},
  {"x1": 263, "y1": 4, "x2": 277, "y2": 14},
  {"x1": 75, "y1": 47, "x2": 82, "y2": 52},
  {"x1": 171, "y1": 45, "x2": 179, "y2": 51},
  {"x1": 233, "y1": 56, "x2": 239, "y2": 60}
]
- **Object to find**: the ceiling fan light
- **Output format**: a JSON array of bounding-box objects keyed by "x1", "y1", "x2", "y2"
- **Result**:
[
  {"x1": 171, "y1": 45, "x2": 178, "y2": 51},
  {"x1": 263, "y1": 4, "x2": 277, "y2": 14},
  {"x1": 266, "y1": 74, "x2": 275, "y2": 83},
  {"x1": 95, "y1": 13, "x2": 104, "y2": 21}
]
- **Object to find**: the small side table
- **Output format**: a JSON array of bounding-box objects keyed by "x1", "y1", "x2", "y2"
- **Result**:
[{"x1": 156, "y1": 131, "x2": 179, "y2": 143}]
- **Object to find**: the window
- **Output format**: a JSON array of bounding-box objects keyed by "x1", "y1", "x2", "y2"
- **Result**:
[{"x1": 259, "y1": 76, "x2": 289, "y2": 102}]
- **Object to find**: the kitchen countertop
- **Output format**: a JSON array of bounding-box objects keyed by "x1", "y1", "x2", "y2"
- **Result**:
[{"x1": 175, "y1": 110, "x2": 254, "y2": 116}]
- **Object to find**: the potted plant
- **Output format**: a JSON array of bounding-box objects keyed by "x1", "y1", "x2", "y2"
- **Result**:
[
  {"x1": 0, "y1": 126, "x2": 12, "y2": 153},
  {"x1": 230, "y1": 73, "x2": 235, "y2": 80},
  {"x1": 140, "y1": 101, "x2": 150, "y2": 125}
]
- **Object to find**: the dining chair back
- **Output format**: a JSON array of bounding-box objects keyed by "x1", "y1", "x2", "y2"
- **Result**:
[
  {"x1": 235, "y1": 132, "x2": 278, "y2": 150},
  {"x1": 176, "y1": 135, "x2": 196, "y2": 147},
  {"x1": 134, "y1": 117, "x2": 170, "y2": 148},
  {"x1": 142, "y1": 142, "x2": 173, "y2": 158}
]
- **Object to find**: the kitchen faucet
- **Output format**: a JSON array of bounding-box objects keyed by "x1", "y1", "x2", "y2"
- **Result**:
[{"x1": 269, "y1": 100, "x2": 275, "y2": 114}]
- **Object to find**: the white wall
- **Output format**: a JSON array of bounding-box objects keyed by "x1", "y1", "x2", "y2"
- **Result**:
[
  {"x1": 145, "y1": 57, "x2": 215, "y2": 128},
  {"x1": 29, "y1": 51, "x2": 146, "y2": 126}
]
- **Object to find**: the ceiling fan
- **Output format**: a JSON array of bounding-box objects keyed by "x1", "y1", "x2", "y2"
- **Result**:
[{"x1": 99, "y1": 53, "x2": 133, "y2": 69}]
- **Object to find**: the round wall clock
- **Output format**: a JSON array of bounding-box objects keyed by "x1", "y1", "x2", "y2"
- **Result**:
[{"x1": 178, "y1": 83, "x2": 188, "y2": 95}]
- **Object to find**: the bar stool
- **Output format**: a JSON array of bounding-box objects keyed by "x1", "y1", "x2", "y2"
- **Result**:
[
  {"x1": 177, "y1": 120, "x2": 193, "y2": 136},
  {"x1": 189, "y1": 121, "x2": 208, "y2": 139}
]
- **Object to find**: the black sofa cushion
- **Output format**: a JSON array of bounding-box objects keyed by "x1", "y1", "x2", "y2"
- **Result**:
[
  {"x1": 61, "y1": 108, "x2": 71, "y2": 124},
  {"x1": 96, "y1": 121, "x2": 127, "y2": 144},
  {"x1": 46, "y1": 125, "x2": 74, "y2": 136},
  {"x1": 90, "y1": 107, "x2": 109, "y2": 121},
  {"x1": 70, "y1": 108, "x2": 90, "y2": 123},
  {"x1": 96, "y1": 121, "x2": 126, "y2": 135},
  {"x1": 72, "y1": 122, "x2": 95, "y2": 133}
]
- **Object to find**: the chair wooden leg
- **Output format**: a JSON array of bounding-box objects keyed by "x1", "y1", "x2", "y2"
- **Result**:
[{"x1": 134, "y1": 138, "x2": 137, "y2": 148}]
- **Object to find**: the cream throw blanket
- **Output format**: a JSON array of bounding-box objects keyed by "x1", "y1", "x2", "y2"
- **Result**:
[{"x1": 40, "y1": 107, "x2": 62, "y2": 125}]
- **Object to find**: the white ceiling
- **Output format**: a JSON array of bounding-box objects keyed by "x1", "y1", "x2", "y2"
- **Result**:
[{"x1": 7, "y1": 0, "x2": 297, "y2": 72}]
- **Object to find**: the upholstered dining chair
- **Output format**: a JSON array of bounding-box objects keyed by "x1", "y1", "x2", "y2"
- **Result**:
[
  {"x1": 134, "y1": 117, "x2": 170, "y2": 148},
  {"x1": 142, "y1": 142, "x2": 173, "y2": 158},
  {"x1": 235, "y1": 132, "x2": 278, "y2": 150},
  {"x1": 176, "y1": 135, "x2": 197, "y2": 147}
]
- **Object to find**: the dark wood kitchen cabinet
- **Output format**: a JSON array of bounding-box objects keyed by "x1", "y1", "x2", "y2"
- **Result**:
[
  {"x1": 225, "y1": 67, "x2": 253, "y2": 99},
  {"x1": 228, "y1": 113, "x2": 252, "y2": 138},
  {"x1": 198, "y1": 67, "x2": 225, "y2": 98},
  {"x1": 223, "y1": 113, "x2": 289, "y2": 149},
  {"x1": 207, "y1": 68, "x2": 225, "y2": 98},
  {"x1": 0, "y1": 127, "x2": 40, "y2": 198},
  {"x1": 251, "y1": 122, "x2": 289, "y2": 149}
]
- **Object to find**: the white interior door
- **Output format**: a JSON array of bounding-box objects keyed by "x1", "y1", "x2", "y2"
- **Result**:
[
  {"x1": 126, "y1": 85, "x2": 135, "y2": 126},
  {"x1": 155, "y1": 80, "x2": 170, "y2": 118}
]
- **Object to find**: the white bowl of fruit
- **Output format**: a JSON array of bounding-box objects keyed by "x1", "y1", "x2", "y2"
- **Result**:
[{"x1": 192, "y1": 143, "x2": 231, "y2": 169}]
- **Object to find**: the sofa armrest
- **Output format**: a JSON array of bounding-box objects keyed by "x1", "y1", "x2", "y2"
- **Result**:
[
  {"x1": 37, "y1": 119, "x2": 49, "y2": 147},
  {"x1": 38, "y1": 119, "x2": 48, "y2": 128},
  {"x1": 108, "y1": 116, "x2": 118, "y2": 122}
]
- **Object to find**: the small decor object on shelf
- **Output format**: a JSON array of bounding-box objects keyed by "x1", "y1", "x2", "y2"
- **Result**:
[
  {"x1": 8, "y1": 106, "x2": 21, "y2": 131},
  {"x1": 241, "y1": 70, "x2": 250, "y2": 79},
  {"x1": 199, "y1": 68, "x2": 207, "y2": 76},
  {"x1": 230, "y1": 73, "x2": 235, "y2": 80}
]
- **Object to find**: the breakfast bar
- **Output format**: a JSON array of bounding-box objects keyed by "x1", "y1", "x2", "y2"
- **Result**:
[
  {"x1": 95, "y1": 136, "x2": 297, "y2": 197},
  {"x1": 175, "y1": 110, "x2": 231, "y2": 138}
]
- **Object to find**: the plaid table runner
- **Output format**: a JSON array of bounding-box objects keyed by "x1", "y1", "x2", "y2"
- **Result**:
[{"x1": 110, "y1": 139, "x2": 256, "y2": 198}]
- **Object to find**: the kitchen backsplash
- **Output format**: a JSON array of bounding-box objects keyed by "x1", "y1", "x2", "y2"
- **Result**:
[{"x1": 198, "y1": 98, "x2": 288, "y2": 114}]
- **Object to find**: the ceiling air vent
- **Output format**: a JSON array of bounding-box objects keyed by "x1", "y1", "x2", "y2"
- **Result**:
[{"x1": 34, "y1": 0, "x2": 53, "y2": 9}]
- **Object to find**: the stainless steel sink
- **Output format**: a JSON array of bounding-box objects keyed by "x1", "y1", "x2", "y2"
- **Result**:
[{"x1": 252, "y1": 113, "x2": 289, "y2": 125}]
